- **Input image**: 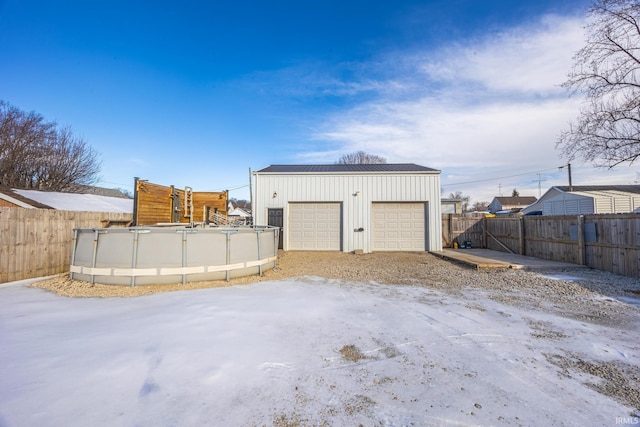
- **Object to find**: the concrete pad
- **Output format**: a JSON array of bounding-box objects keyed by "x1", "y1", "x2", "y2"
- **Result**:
[{"x1": 434, "y1": 249, "x2": 585, "y2": 270}]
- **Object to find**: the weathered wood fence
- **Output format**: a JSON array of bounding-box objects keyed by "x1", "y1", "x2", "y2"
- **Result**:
[
  {"x1": 3, "y1": 208, "x2": 638, "y2": 282},
  {"x1": 442, "y1": 213, "x2": 640, "y2": 278},
  {"x1": 0, "y1": 208, "x2": 133, "y2": 283}
]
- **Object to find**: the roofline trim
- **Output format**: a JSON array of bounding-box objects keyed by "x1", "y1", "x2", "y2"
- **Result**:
[
  {"x1": 254, "y1": 170, "x2": 441, "y2": 175},
  {"x1": 0, "y1": 193, "x2": 37, "y2": 208}
]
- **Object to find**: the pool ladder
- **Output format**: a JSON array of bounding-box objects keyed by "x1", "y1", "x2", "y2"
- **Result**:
[{"x1": 184, "y1": 186, "x2": 194, "y2": 220}]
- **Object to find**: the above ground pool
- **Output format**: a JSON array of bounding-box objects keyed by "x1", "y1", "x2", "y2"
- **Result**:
[{"x1": 70, "y1": 225, "x2": 279, "y2": 286}]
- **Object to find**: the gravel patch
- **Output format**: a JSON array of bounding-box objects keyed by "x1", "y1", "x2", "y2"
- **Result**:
[
  {"x1": 30, "y1": 250, "x2": 640, "y2": 303},
  {"x1": 546, "y1": 352, "x2": 640, "y2": 413},
  {"x1": 339, "y1": 345, "x2": 368, "y2": 363}
]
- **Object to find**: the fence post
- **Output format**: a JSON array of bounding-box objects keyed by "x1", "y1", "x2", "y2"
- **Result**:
[
  {"x1": 448, "y1": 214, "x2": 453, "y2": 248},
  {"x1": 577, "y1": 215, "x2": 586, "y2": 266},
  {"x1": 518, "y1": 217, "x2": 525, "y2": 255},
  {"x1": 482, "y1": 216, "x2": 487, "y2": 249}
]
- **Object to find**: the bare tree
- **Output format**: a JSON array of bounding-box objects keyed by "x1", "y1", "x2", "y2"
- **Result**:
[
  {"x1": 471, "y1": 201, "x2": 489, "y2": 212},
  {"x1": 448, "y1": 191, "x2": 471, "y2": 212},
  {"x1": 337, "y1": 150, "x2": 387, "y2": 164},
  {"x1": 558, "y1": 0, "x2": 640, "y2": 167},
  {"x1": 0, "y1": 101, "x2": 101, "y2": 191},
  {"x1": 229, "y1": 198, "x2": 251, "y2": 210}
]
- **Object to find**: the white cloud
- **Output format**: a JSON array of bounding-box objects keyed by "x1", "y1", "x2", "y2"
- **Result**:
[
  {"x1": 304, "y1": 14, "x2": 638, "y2": 203},
  {"x1": 421, "y1": 15, "x2": 585, "y2": 96},
  {"x1": 318, "y1": 96, "x2": 580, "y2": 168}
]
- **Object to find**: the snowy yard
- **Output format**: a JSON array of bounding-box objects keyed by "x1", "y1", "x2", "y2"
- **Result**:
[{"x1": 1, "y1": 273, "x2": 639, "y2": 426}]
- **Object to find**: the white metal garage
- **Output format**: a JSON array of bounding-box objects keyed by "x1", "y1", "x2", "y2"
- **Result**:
[
  {"x1": 252, "y1": 164, "x2": 442, "y2": 253},
  {"x1": 372, "y1": 202, "x2": 425, "y2": 251},
  {"x1": 289, "y1": 203, "x2": 341, "y2": 250}
]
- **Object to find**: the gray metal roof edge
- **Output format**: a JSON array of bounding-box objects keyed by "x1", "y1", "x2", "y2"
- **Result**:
[
  {"x1": 254, "y1": 164, "x2": 440, "y2": 174},
  {"x1": 554, "y1": 185, "x2": 640, "y2": 194}
]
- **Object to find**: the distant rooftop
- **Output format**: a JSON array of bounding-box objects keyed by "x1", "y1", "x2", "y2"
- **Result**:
[
  {"x1": 72, "y1": 184, "x2": 132, "y2": 199},
  {"x1": 494, "y1": 196, "x2": 537, "y2": 205},
  {"x1": 256, "y1": 164, "x2": 439, "y2": 173}
]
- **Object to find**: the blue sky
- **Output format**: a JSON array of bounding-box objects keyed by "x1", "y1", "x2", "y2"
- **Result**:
[{"x1": 2, "y1": 0, "x2": 637, "y2": 203}]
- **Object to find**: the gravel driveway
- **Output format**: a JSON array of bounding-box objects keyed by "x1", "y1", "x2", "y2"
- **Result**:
[{"x1": 33, "y1": 250, "x2": 640, "y2": 305}]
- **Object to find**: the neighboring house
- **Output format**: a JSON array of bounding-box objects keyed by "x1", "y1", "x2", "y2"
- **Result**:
[
  {"x1": 441, "y1": 198, "x2": 463, "y2": 214},
  {"x1": 0, "y1": 186, "x2": 133, "y2": 213},
  {"x1": 521, "y1": 185, "x2": 640, "y2": 216},
  {"x1": 252, "y1": 164, "x2": 442, "y2": 253},
  {"x1": 488, "y1": 196, "x2": 537, "y2": 214},
  {"x1": 227, "y1": 202, "x2": 251, "y2": 219}
]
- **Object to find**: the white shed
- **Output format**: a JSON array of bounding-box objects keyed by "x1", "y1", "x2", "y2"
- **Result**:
[
  {"x1": 252, "y1": 164, "x2": 442, "y2": 253},
  {"x1": 521, "y1": 185, "x2": 640, "y2": 215}
]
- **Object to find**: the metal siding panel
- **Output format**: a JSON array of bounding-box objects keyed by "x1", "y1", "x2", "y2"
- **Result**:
[
  {"x1": 566, "y1": 200, "x2": 579, "y2": 215},
  {"x1": 613, "y1": 196, "x2": 631, "y2": 213},
  {"x1": 583, "y1": 198, "x2": 594, "y2": 214}
]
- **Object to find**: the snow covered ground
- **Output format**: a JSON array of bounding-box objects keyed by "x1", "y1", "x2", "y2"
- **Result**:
[{"x1": 0, "y1": 276, "x2": 638, "y2": 426}]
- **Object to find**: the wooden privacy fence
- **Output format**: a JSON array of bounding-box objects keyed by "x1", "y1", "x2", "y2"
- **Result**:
[
  {"x1": 442, "y1": 213, "x2": 640, "y2": 278},
  {"x1": 0, "y1": 208, "x2": 133, "y2": 283}
]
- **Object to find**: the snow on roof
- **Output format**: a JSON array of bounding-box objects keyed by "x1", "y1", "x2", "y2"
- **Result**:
[{"x1": 13, "y1": 189, "x2": 133, "y2": 213}]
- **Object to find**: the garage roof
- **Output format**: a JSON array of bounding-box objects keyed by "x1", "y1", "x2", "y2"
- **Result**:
[{"x1": 257, "y1": 163, "x2": 439, "y2": 173}]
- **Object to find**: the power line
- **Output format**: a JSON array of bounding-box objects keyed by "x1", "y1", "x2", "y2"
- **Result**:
[
  {"x1": 442, "y1": 166, "x2": 561, "y2": 187},
  {"x1": 228, "y1": 184, "x2": 249, "y2": 190}
]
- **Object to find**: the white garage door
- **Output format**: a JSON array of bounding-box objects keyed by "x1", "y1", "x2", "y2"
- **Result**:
[
  {"x1": 289, "y1": 203, "x2": 341, "y2": 250},
  {"x1": 372, "y1": 202, "x2": 425, "y2": 251}
]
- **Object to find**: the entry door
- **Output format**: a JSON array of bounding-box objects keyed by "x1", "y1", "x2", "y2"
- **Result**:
[{"x1": 268, "y1": 208, "x2": 284, "y2": 249}]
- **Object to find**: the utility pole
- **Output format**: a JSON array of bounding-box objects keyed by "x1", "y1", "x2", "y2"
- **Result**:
[
  {"x1": 248, "y1": 167, "x2": 253, "y2": 216},
  {"x1": 498, "y1": 183, "x2": 502, "y2": 196},
  {"x1": 533, "y1": 173, "x2": 548, "y2": 197},
  {"x1": 559, "y1": 163, "x2": 574, "y2": 191}
]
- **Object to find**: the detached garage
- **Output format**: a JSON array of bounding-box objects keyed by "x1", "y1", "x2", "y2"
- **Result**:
[{"x1": 252, "y1": 164, "x2": 442, "y2": 253}]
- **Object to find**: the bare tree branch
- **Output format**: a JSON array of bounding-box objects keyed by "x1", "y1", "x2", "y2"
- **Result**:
[
  {"x1": 0, "y1": 101, "x2": 101, "y2": 191},
  {"x1": 336, "y1": 150, "x2": 387, "y2": 164},
  {"x1": 559, "y1": 0, "x2": 640, "y2": 167}
]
